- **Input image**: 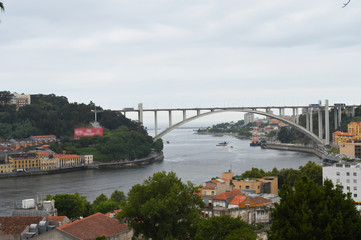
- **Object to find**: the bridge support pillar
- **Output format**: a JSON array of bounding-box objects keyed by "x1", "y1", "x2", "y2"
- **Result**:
[
  {"x1": 154, "y1": 111, "x2": 158, "y2": 136},
  {"x1": 279, "y1": 108, "x2": 285, "y2": 117},
  {"x1": 334, "y1": 107, "x2": 338, "y2": 130},
  {"x1": 338, "y1": 107, "x2": 342, "y2": 127},
  {"x1": 197, "y1": 109, "x2": 200, "y2": 116},
  {"x1": 325, "y1": 99, "x2": 330, "y2": 144},
  {"x1": 310, "y1": 108, "x2": 313, "y2": 133},
  {"x1": 306, "y1": 109, "x2": 310, "y2": 131},
  {"x1": 292, "y1": 108, "x2": 296, "y2": 122},
  {"x1": 169, "y1": 111, "x2": 172, "y2": 127},
  {"x1": 183, "y1": 110, "x2": 187, "y2": 121},
  {"x1": 318, "y1": 100, "x2": 323, "y2": 139},
  {"x1": 296, "y1": 108, "x2": 299, "y2": 124},
  {"x1": 138, "y1": 103, "x2": 143, "y2": 125},
  {"x1": 352, "y1": 107, "x2": 355, "y2": 118}
]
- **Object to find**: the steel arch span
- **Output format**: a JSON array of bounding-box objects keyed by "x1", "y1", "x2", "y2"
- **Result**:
[{"x1": 153, "y1": 109, "x2": 325, "y2": 145}]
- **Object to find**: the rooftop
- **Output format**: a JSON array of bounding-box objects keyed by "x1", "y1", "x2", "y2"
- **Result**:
[
  {"x1": 58, "y1": 213, "x2": 129, "y2": 239},
  {"x1": 213, "y1": 189, "x2": 245, "y2": 200},
  {"x1": 0, "y1": 216, "x2": 43, "y2": 235}
]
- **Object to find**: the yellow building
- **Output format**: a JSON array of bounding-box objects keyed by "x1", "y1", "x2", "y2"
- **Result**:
[
  {"x1": 333, "y1": 131, "x2": 355, "y2": 145},
  {"x1": 8, "y1": 153, "x2": 40, "y2": 171},
  {"x1": 232, "y1": 176, "x2": 278, "y2": 194},
  {"x1": 37, "y1": 152, "x2": 59, "y2": 170},
  {"x1": 0, "y1": 163, "x2": 14, "y2": 173},
  {"x1": 54, "y1": 154, "x2": 81, "y2": 168},
  {"x1": 348, "y1": 122, "x2": 361, "y2": 135}
]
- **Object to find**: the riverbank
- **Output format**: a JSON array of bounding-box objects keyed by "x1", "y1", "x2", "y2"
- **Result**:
[
  {"x1": 0, "y1": 152, "x2": 164, "y2": 178},
  {"x1": 262, "y1": 143, "x2": 324, "y2": 158}
]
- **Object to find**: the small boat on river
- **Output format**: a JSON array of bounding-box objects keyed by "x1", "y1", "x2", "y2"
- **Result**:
[
  {"x1": 216, "y1": 142, "x2": 228, "y2": 146},
  {"x1": 250, "y1": 138, "x2": 261, "y2": 147}
]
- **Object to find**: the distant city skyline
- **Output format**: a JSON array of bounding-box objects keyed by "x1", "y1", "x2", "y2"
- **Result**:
[{"x1": 2, "y1": 1, "x2": 361, "y2": 113}]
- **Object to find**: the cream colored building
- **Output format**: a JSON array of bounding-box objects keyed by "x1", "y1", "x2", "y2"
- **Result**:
[
  {"x1": 54, "y1": 154, "x2": 81, "y2": 168},
  {"x1": 11, "y1": 92, "x2": 31, "y2": 109},
  {"x1": 37, "y1": 152, "x2": 59, "y2": 170},
  {"x1": 81, "y1": 155, "x2": 94, "y2": 165},
  {"x1": 339, "y1": 141, "x2": 361, "y2": 158},
  {"x1": 0, "y1": 163, "x2": 14, "y2": 173}
]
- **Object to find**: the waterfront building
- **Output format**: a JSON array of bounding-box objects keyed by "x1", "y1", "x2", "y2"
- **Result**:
[
  {"x1": 323, "y1": 162, "x2": 361, "y2": 204},
  {"x1": 12, "y1": 199, "x2": 58, "y2": 217},
  {"x1": 0, "y1": 163, "x2": 14, "y2": 173},
  {"x1": 53, "y1": 154, "x2": 81, "y2": 168},
  {"x1": 36, "y1": 152, "x2": 59, "y2": 170},
  {"x1": 81, "y1": 155, "x2": 93, "y2": 165},
  {"x1": 8, "y1": 153, "x2": 40, "y2": 171},
  {"x1": 30, "y1": 135, "x2": 57, "y2": 144}
]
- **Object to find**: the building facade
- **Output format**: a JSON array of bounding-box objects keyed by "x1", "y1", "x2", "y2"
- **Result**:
[
  {"x1": 323, "y1": 162, "x2": 361, "y2": 203},
  {"x1": 8, "y1": 153, "x2": 40, "y2": 171},
  {"x1": 54, "y1": 154, "x2": 81, "y2": 168},
  {"x1": 0, "y1": 163, "x2": 14, "y2": 173}
]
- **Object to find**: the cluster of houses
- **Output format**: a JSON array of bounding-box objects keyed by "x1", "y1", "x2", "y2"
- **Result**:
[
  {"x1": 198, "y1": 169, "x2": 279, "y2": 225},
  {"x1": 0, "y1": 135, "x2": 57, "y2": 152}
]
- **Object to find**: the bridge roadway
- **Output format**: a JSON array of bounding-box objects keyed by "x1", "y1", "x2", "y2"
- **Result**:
[{"x1": 94, "y1": 100, "x2": 358, "y2": 145}]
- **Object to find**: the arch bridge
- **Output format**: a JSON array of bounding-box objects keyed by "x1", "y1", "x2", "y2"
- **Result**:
[{"x1": 106, "y1": 100, "x2": 357, "y2": 146}]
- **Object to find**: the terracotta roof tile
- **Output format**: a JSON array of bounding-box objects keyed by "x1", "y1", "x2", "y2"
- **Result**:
[
  {"x1": 229, "y1": 194, "x2": 247, "y2": 205},
  {"x1": 0, "y1": 216, "x2": 43, "y2": 235},
  {"x1": 213, "y1": 190, "x2": 244, "y2": 200},
  {"x1": 58, "y1": 213, "x2": 129, "y2": 239},
  {"x1": 203, "y1": 186, "x2": 216, "y2": 189}
]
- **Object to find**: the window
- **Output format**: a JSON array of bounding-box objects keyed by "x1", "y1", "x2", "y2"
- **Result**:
[
  {"x1": 347, "y1": 186, "x2": 350, "y2": 191},
  {"x1": 354, "y1": 186, "x2": 357, "y2": 191},
  {"x1": 336, "y1": 179, "x2": 340, "y2": 183},
  {"x1": 347, "y1": 172, "x2": 350, "y2": 176},
  {"x1": 354, "y1": 194, "x2": 358, "y2": 198},
  {"x1": 354, "y1": 172, "x2": 357, "y2": 176},
  {"x1": 337, "y1": 172, "x2": 340, "y2": 176},
  {"x1": 347, "y1": 179, "x2": 350, "y2": 183},
  {"x1": 345, "y1": 164, "x2": 351, "y2": 168},
  {"x1": 354, "y1": 179, "x2": 357, "y2": 184},
  {"x1": 246, "y1": 186, "x2": 250, "y2": 189}
]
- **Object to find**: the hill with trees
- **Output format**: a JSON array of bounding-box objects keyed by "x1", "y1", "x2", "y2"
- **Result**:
[{"x1": 0, "y1": 91, "x2": 162, "y2": 162}]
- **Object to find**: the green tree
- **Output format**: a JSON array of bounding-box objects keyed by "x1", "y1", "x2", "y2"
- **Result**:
[
  {"x1": 152, "y1": 138, "x2": 164, "y2": 152},
  {"x1": 47, "y1": 193, "x2": 89, "y2": 219},
  {"x1": 110, "y1": 190, "x2": 126, "y2": 203},
  {"x1": 269, "y1": 177, "x2": 361, "y2": 240},
  {"x1": 0, "y1": 91, "x2": 13, "y2": 111},
  {"x1": 0, "y1": 2, "x2": 4, "y2": 11},
  {"x1": 93, "y1": 201, "x2": 120, "y2": 214},
  {"x1": 277, "y1": 127, "x2": 294, "y2": 143},
  {"x1": 118, "y1": 171, "x2": 205, "y2": 240},
  {"x1": 194, "y1": 215, "x2": 257, "y2": 240}
]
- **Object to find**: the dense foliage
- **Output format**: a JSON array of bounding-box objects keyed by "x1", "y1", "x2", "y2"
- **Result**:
[
  {"x1": 46, "y1": 190, "x2": 126, "y2": 219},
  {"x1": 269, "y1": 177, "x2": 361, "y2": 240},
  {"x1": 238, "y1": 161, "x2": 322, "y2": 188},
  {"x1": 118, "y1": 171, "x2": 205, "y2": 240},
  {"x1": 195, "y1": 215, "x2": 257, "y2": 240},
  {"x1": 50, "y1": 127, "x2": 153, "y2": 162}
]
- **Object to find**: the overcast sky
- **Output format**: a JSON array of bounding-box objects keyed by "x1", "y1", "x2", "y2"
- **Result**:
[{"x1": 1, "y1": 1, "x2": 361, "y2": 125}]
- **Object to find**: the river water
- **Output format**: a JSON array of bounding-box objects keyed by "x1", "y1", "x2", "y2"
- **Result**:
[{"x1": 0, "y1": 128, "x2": 321, "y2": 216}]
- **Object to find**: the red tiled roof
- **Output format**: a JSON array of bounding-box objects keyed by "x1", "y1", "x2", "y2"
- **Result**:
[
  {"x1": 36, "y1": 152, "x2": 51, "y2": 156},
  {"x1": 53, "y1": 154, "x2": 80, "y2": 159},
  {"x1": 0, "y1": 216, "x2": 43, "y2": 235},
  {"x1": 333, "y1": 131, "x2": 355, "y2": 136},
  {"x1": 242, "y1": 196, "x2": 272, "y2": 206},
  {"x1": 213, "y1": 190, "x2": 244, "y2": 200},
  {"x1": 229, "y1": 194, "x2": 247, "y2": 205},
  {"x1": 203, "y1": 186, "x2": 216, "y2": 189},
  {"x1": 58, "y1": 213, "x2": 129, "y2": 239}
]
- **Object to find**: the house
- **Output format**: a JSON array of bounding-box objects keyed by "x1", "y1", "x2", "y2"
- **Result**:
[
  {"x1": 232, "y1": 176, "x2": 278, "y2": 194},
  {"x1": 211, "y1": 189, "x2": 246, "y2": 209},
  {"x1": 34, "y1": 213, "x2": 132, "y2": 240},
  {"x1": 238, "y1": 196, "x2": 272, "y2": 208}
]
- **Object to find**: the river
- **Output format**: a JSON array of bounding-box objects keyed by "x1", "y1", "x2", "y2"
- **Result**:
[{"x1": 0, "y1": 128, "x2": 321, "y2": 216}]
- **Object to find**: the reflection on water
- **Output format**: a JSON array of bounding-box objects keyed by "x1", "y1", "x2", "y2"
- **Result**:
[{"x1": 0, "y1": 129, "x2": 321, "y2": 216}]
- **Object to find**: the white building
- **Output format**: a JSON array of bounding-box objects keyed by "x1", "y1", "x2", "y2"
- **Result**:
[
  {"x1": 323, "y1": 162, "x2": 361, "y2": 204},
  {"x1": 244, "y1": 113, "x2": 255, "y2": 125}
]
